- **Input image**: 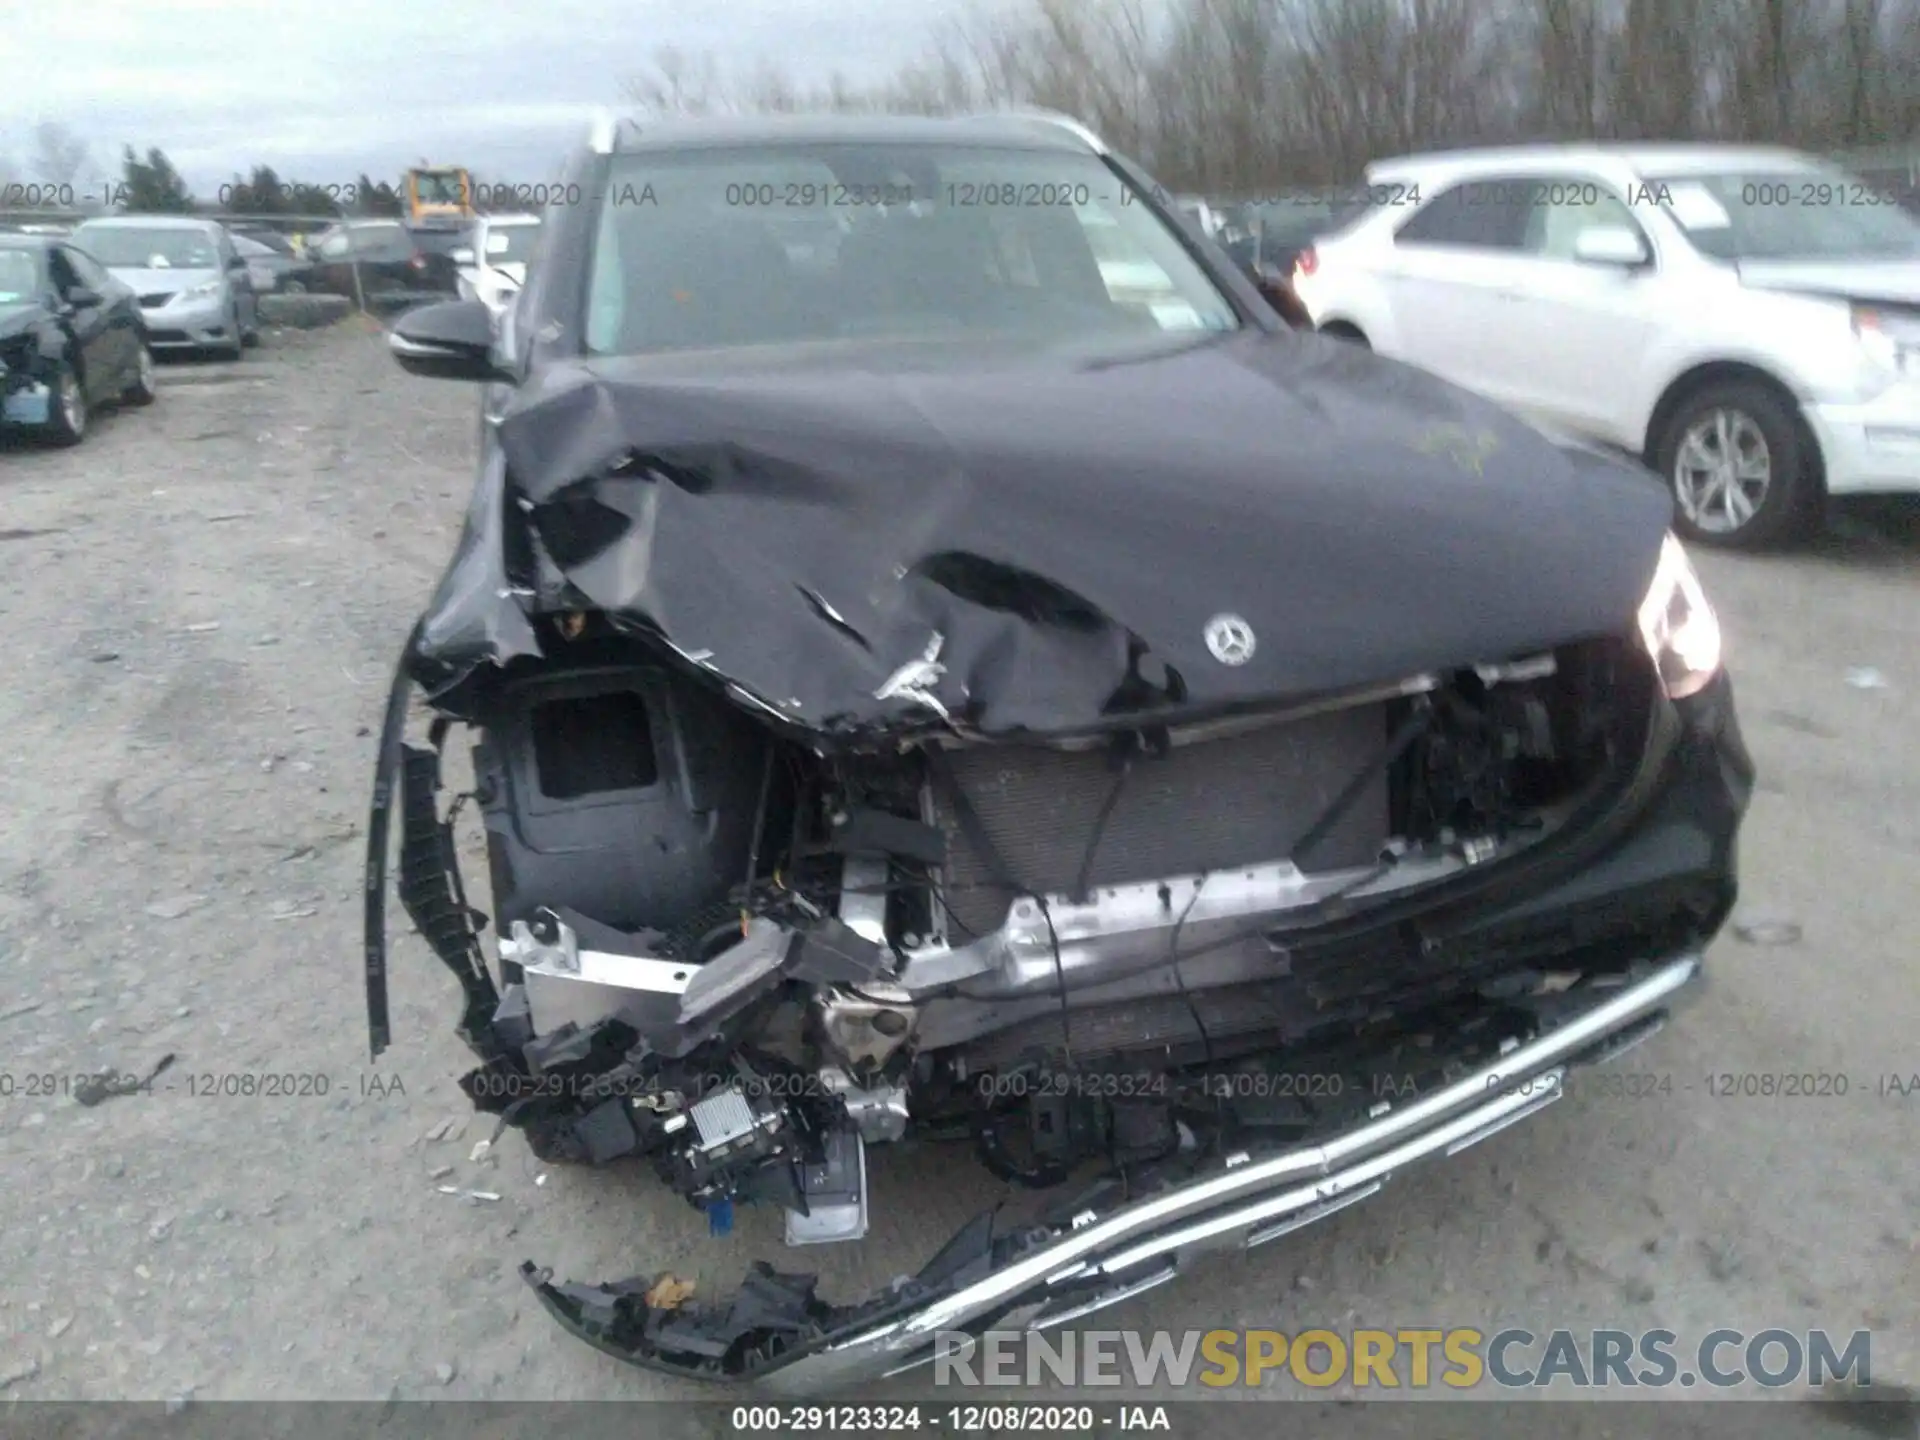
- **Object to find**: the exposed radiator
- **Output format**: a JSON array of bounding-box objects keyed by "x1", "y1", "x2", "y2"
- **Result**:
[{"x1": 930, "y1": 708, "x2": 1391, "y2": 937}]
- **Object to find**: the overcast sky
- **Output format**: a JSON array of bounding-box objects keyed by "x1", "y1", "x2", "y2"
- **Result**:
[{"x1": 0, "y1": 0, "x2": 968, "y2": 196}]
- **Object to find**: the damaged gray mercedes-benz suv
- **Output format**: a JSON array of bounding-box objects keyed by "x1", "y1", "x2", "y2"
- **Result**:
[{"x1": 364, "y1": 109, "x2": 1753, "y2": 1391}]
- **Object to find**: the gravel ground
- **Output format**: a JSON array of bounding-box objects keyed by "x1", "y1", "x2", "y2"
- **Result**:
[{"x1": 0, "y1": 324, "x2": 1915, "y2": 1411}]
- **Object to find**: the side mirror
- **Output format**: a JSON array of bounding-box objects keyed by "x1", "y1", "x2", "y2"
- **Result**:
[
  {"x1": 388, "y1": 298, "x2": 506, "y2": 381},
  {"x1": 66, "y1": 285, "x2": 105, "y2": 309},
  {"x1": 1572, "y1": 226, "x2": 1650, "y2": 268}
]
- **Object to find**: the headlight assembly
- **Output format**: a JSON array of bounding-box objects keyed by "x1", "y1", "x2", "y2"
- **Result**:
[
  {"x1": 1637, "y1": 532, "x2": 1723, "y2": 700},
  {"x1": 1853, "y1": 306, "x2": 1918, "y2": 378},
  {"x1": 180, "y1": 279, "x2": 222, "y2": 302}
]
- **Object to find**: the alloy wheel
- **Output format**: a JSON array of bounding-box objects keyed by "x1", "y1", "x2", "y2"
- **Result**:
[{"x1": 1672, "y1": 408, "x2": 1771, "y2": 534}]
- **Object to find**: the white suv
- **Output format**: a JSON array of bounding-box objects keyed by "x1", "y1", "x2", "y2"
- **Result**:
[{"x1": 1291, "y1": 145, "x2": 1920, "y2": 547}]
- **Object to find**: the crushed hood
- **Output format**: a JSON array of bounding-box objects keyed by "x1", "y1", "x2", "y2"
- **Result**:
[{"x1": 409, "y1": 329, "x2": 1673, "y2": 739}]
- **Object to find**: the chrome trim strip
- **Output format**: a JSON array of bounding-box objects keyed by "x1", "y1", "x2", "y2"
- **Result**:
[
  {"x1": 1246, "y1": 1180, "x2": 1382, "y2": 1249},
  {"x1": 1027, "y1": 1265, "x2": 1179, "y2": 1331},
  {"x1": 1443, "y1": 1081, "x2": 1565, "y2": 1156},
  {"x1": 1090, "y1": 1077, "x2": 1559, "y2": 1278},
  {"x1": 759, "y1": 954, "x2": 1699, "y2": 1395}
]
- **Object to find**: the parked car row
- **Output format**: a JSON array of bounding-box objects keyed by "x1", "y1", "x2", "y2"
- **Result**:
[
  {"x1": 288, "y1": 211, "x2": 540, "y2": 319},
  {"x1": 1, "y1": 211, "x2": 291, "y2": 447}
]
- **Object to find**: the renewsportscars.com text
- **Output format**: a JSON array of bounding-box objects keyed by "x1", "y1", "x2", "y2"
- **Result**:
[{"x1": 932, "y1": 1326, "x2": 1872, "y2": 1390}]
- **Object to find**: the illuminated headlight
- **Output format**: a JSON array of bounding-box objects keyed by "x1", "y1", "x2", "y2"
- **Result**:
[
  {"x1": 1636, "y1": 533, "x2": 1723, "y2": 700},
  {"x1": 180, "y1": 280, "x2": 222, "y2": 302}
]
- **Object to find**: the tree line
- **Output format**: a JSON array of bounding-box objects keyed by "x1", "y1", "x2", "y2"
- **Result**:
[
  {"x1": 1, "y1": 124, "x2": 416, "y2": 218},
  {"x1": 623, "y1": 0, "x2": 1920, "y2": 191},
  {"x1": 113, "y1": 152, "x2": 409, "y2": 218},
  {"x1": 6, "y1": 0, "x2": 1915, "y2": 213}
]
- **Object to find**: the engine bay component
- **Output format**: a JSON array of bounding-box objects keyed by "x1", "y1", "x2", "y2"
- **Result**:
[
  {"x1": 814, "y1": 987, "x2": 917, "y2": 1074},
  {"x1": 928, "y1": 708, "x2": 1389, "y2": 937},
  {"x1": 366, "y1": 628, "x2": 1747, "y2": 1392},
  {"x1": 666, "y1": 1087, "x2": 789, "y2": 1204},
  {"x1": 505, "y1": 913, "x2": 691, "y2": 1035},
  {"x1": 677, "y1": 919, "x2": 796, "y2": 1027},
  {"x1": 472, "y1": 660, "x2": 782, "y2": 936},
  {"x1": 784, "y1": 1127, "x2": 869, "y2": 1246},
  {"x1": 818, "y1": 1069, "x2": 910, "y2": 1144}
]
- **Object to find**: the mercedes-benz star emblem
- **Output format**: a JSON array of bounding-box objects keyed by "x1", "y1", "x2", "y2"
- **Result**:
[{"x1": 1204, "y1": 613, "x2": 1256, "y2": 666}]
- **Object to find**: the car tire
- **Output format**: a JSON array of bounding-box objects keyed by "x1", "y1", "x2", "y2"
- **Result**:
[
  {"x1": 46, "y1": 361, "x2": 87, "y2": 447},
  {"x1": 1652, "y1": 381, "x2": 1817, "y2": 549},
  {"x1": 123, "y1": 342, "x2": 158, "y2": 406},
  {"x1": 219, "y1": 302, "x2": 245, "y2": 361}
]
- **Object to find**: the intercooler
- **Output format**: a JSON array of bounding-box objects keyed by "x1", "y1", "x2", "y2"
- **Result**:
[{"x1": 929, "y1": 707, "x2": 1392, "y2": 938}]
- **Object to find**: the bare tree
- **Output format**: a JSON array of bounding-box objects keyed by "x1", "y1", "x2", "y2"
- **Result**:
[
  {"x1": 31, "y1": 121, "x2": 90, "y2": 187},
  {"x1": 625, "y1": 47, "x2": 727, "y2": 115},
  {"x1": 605, "y1": 0, "x2": 1918, "y2": 194}
]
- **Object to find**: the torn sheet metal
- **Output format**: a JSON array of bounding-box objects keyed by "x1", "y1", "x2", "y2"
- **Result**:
[{"x1": 406, "y1": 332, "x2": 1673, "y2": 738}]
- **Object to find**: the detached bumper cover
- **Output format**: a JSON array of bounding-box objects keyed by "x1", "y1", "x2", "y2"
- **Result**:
[{"x1": 522, "y1": 952, "x2": 1701, "y2": 1394}]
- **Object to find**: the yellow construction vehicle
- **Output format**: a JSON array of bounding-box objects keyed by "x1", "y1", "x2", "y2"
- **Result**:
[{"x1": 403, "y1": 165, "x2": 474, "y2": 222}]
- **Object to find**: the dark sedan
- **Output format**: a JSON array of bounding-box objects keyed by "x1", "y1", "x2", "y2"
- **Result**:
[
  {"x1": 0, "y1": 234, "x2": 154, "y2": 446},
  {"x1": 305, "y1": 219, "x2": 465, "y2": 314},
  {"x1": 233, "y1": 232, "x2": 316, "y2": 294}
]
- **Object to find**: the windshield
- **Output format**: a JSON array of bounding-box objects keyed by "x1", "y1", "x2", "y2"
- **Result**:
[
  {"x1": 584, "y1": 143, "x2": 1239, "y2": 357},
  {"x1": 486, "y1": 223, "x2": 540, "y2": 263},
  {"x1": 1646, "y1": 168, "x2": 1920, "y2": 261},
  {"x1": 0, "y1": 248, "x2": 42, "y2": 302},
  {"x1": 413, "y1": 171, "x2": 468, "y2": 205},
  {"x1": 71, "y1": 225, "x2": 219, "y2": 269}
]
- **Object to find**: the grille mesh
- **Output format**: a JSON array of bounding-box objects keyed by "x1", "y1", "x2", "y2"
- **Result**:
[{"x1": 932, "y1": 708, "x2": 1391, "y2": 937}]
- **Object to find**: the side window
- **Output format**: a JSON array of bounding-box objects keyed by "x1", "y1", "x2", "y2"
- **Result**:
[
  {"x1": 1394, "y1": 181, "x2": 1530, "y2": 251},
  {"x1": 1520, "y1": 182, "x2": 1646, "y2": 260},
  {"x1": 46, "y1": 247, "x2": 79, "y2": 293}
]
